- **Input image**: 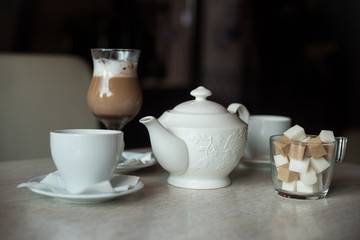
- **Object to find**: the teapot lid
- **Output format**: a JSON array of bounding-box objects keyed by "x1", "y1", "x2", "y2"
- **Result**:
[{"x1": 171, "y1": 86, "x2": 228, "y2": 114}]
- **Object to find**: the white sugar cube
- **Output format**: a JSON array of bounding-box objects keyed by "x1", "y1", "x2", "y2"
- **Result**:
[
  {"x1": 282, "y1": 180, "x2": 297, "y2": 192},
  {"x1": 300, "y1": 167, "x2": 317, "y2": 185},
  {"x1": 274, "y1": 154, "x2": 289, "y2": 167},
  {"x1": 289, "y1": 157, "x2": 310, "y2": 174},
  {"x1": 319, "y1": 130, "x2": 335, "y2": 143},
  {"x1": 297, "y1": 180, "x2": 319, "y2": 194},
  {"x1": 284, "y1": 125, "x2": 307, "y2": 141},
  {"x1": 310, "y1": 156, "x2": 331, "y2": 174}
]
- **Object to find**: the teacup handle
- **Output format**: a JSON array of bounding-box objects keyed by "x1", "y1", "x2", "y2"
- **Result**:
[
  {"x1": 227, "y1": 103, "x2": 250, "y2": 124},
  {"x1": 335, "y1": 137, "x2": 348, "y2": 163}
]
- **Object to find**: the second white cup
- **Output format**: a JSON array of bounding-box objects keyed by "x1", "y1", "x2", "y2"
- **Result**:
[
  {"x1": 243, "y1": 115, "x2": 291, "y2": 161},
  {"x1": 50, "y1": 129, "x2": 124, "y2": 194}
]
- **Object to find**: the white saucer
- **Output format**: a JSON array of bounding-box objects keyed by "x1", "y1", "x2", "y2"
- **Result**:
[
  {"x1": 115, "y1": 158, "x2": 156, "y2": 173},
  {"x1": 27, "y1": 175, "x2": 144, "y2": 204}
]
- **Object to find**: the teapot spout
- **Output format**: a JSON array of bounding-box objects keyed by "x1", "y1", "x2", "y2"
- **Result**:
[{"x1": 139, "y1": 116, "x2": 189, "y2": 174}]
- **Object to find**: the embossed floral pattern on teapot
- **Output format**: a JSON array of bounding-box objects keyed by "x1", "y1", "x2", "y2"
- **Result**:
[
  {"x1": 187, "y1": 130, "x2": 246, "y2": 171},
  {"x1": 140, "y1": 86, "x2": 249, "y2": 189}
]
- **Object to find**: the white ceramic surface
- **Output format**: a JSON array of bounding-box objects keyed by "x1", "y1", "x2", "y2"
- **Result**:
[
  {"x1": 27, "y1": 175, "x2": 143, "y2": 204},
  {"x1": 140, "y1": 86, "x2": 249, "y2": 189},
  {"x1": 243, "y1": 115, "x2": 291, "y2": 162},
  {"x1": 50, "y1": 129, "x2": 124, "y2": 194}
]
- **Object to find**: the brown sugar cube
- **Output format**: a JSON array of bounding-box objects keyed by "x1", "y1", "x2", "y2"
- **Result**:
[
  {"x1": 308, "y1": 136, "x2": 327, "y2": 159},
  {"x1": 304, "y1": 148, "x2": 312, "y2": 158},
  {"x1": 302, "y1": 136, "x2": 313, "y2": 157},
  {"x1": 277, "y1": 164, "x2": 299, "y2": 183},
  {"x1": 323, "y1": 143, "x2": 335, "y2": 161},
  {"x1": 278, "y1": 135, "x2": 291, "y2": 143},
  {"x1": 288, "y1": 142, "x2": 306, "y2": 160},
  {"x1": 274, "y1": 136, "x2": 291, "y2": 156}
]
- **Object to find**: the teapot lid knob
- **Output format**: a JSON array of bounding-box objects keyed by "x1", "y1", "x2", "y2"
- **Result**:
[
  {"x1": 171, "y1": 86, "x2": 227, "y2": 114},
  {"x1": 190, "y1": 86, "x2": 212, "y2": 101}
]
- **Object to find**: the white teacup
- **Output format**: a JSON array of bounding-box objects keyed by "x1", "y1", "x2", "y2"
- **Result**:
[
  {"x1": 243, "y1": 115, "x2": 291, "y2": 162},
  {"x1": 50, "y1": 129, "x2": 124, "y2": 194}
]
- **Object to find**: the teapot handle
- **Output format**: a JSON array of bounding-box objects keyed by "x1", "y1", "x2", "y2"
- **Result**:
[{"x1": 227, "y1": 103, "x2": 250, "y2": 124}]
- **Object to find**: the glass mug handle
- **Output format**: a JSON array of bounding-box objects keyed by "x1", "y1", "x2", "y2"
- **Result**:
[{"x1": 335, "y1": 137, "x2": 348, "y2": 163}]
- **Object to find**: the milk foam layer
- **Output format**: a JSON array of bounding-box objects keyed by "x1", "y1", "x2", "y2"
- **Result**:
[{"x1": 93, "y1": 59, "x2": 137, "y2": 77}]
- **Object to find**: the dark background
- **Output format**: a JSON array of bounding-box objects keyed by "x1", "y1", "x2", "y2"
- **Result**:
[{"x1": 1, "y1": 0, "x2": 359, "y2": 148}]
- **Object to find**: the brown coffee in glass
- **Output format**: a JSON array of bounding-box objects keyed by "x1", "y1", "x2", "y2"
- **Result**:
[{"x1": 87, "y1": 49, "x2": 142, "y2": 130}]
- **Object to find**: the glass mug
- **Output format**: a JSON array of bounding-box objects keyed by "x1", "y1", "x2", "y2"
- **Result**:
[
  {"x1": 87, "y1": 49, "x2": 142, "y2": 130},
  {"x1": 270, "y1": 134, "x2": 347, "y2": 200}
]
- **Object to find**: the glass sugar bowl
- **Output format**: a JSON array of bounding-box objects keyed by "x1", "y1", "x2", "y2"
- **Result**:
[{"x1": 270, "y1": 134, "x2": 347, "y2": 200}]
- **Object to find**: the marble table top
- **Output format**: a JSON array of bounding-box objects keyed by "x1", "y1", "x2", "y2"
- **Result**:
[{"x1": 1, "y1": 155, "x2": 359, "y2": 240}]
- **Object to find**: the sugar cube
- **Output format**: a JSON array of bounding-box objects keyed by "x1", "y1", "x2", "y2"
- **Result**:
[
  {"x1": 296, "y1": 180, "x2": 319, "y2": 194},
  {"x1": 310, "y1": 156, "x2": 331, "y2": 174},
  {"x1": 289, "y1": 157, "x2": 310, "y2": 174},
  {"x1": 282, "y1": 180, "x2": 297, "y2": 192},
  {"x1": 284, "y1": 125, "x2": 307, "y2": 141},
  {"x1": 273, "y1": 136, "x2": 291, "y2": 156},
  {"x1": 274, "y1": 154, "x2": 289, "y2": 167},
  {"x1": 288, "y1": 142, "x2": 306, "y2": 160},
  {"x1": 277, "y1": 164, "x2": 299, "y2": 183},
  {"x1": 307, "y1": 136, "x2": 327, "y2": 158},
  {"x1": 300, "y1": 167, "x2": 317, "y2": 185},
  {"x1": 303, "y1": 136, "x2": 313, "y2": 157},
  {"x1": 319, "y1": 130, "x2": 336, "y2": 143}
]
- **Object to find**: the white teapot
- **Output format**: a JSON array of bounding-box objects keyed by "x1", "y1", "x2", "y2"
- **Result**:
[{"x1": 140, "y1": 86, "x2": 249, "y2": 189}]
